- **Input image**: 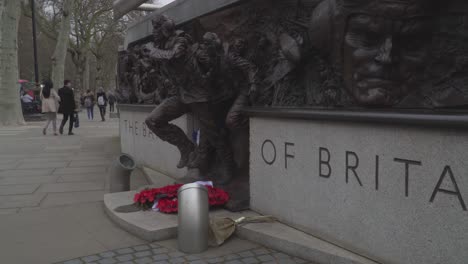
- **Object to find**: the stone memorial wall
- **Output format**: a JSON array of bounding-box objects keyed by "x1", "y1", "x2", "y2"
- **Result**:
[
  {"x1": 250, "y1": 114, "x2": 468, "y2": 264},
  {"x1": 119, "y1": 105, "x2": 189, "y2": 178}
]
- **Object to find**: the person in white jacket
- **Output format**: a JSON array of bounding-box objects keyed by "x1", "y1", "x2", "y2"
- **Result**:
[{"x1": 40, "y1": 80, "x2": 61, "y2": 135}]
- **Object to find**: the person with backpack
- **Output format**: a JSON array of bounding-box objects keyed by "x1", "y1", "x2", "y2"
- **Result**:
[
  {"x1": 40, "y1": 80, "x2": 60, "y2": 135},
  {"x1": 96, "y1": 87, "x2": 108, "y2": 121},
  {"x1": 84, "y1": 89, "x2": 95, "y2": 120},
  {"x1": 108, "y1": 91, "x2": 116, "y2": 113}
]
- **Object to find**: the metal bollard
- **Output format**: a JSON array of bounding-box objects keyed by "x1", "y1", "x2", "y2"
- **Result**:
[
  {"x1": 177, "y1": 183, "x2": 209, "y2": 253},
  {"x1": 109, "y1": 153, "x2": 136, "y2": 193}
]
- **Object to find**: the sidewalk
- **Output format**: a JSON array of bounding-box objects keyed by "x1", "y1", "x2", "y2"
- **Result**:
[
  {"x1": 0, "y1": 112, "x2": 310, "y2": 264},
  {"x1": 0, "y1": 112, "x2": 145, "y2": 264}
]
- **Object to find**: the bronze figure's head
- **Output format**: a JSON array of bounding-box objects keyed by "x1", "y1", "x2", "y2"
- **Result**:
[
  {"x1": 309, "y1": 0, "x2": 437, "y2": 106},
  {"x1": 152, "y1": 15, "x2": 176, "y2": 44}
]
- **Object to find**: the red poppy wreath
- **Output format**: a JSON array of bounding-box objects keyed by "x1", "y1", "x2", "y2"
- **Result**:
[{"x1": 133, "y1": 184, "x2": 229, "y2": 213}]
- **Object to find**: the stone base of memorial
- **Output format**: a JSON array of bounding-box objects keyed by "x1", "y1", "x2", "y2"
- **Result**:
[
  {"x1": 118, "y1": 104, "x2": 250, "y2": 212},
  {"x1": 118, "y1": 104, "x2": 190, "y2": 179},
  {"x1": 246, "y1": 107, "x2": 468, "y2": 264}
]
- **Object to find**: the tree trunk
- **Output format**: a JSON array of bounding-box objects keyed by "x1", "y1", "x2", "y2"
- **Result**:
[
  {"x1": 0, "y1": 0, "x2": 25, "y2": 126},
  {"x1": 83, "y1": 51, "x2": 90, "y2": 93},
  {"x1": 95, "y1": 55, "x2": 102, "y2": 88},
  {"x1": 51, "y1": 0, "x2": 74, "y2": 90}
]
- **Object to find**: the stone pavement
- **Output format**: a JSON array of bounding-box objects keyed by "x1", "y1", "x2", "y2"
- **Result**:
[
  {"x1": 0, "y1": 112, "x2": 145, "y2": 264},
  {"x1": 0, "y1": 112, "x2": 311, "y2": 264},
  {"x1": 0, "y1": 112, "x2": 120, "y2": 213},
  {"x1": 57, "y1": 238, "x2": 309, "y2": 264}
]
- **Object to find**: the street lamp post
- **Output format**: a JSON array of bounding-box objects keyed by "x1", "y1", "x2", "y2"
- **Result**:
[{"x1": 30, "y1": 0, "x2": 40, "y2": 87}]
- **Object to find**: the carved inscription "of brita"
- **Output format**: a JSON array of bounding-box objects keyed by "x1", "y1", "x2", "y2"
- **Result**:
[{"x1": 260, "y1": 139, "x2": 467, "y2": 212}]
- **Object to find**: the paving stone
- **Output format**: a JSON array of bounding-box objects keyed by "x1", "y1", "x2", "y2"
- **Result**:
[
  {"x1": 119, "y1": 262, "x2": 134, "y2": 264},
  {"x1": 82, "y1": 255, "x2": 101, "y2": 262},
  {"x1": 151, "y1": 248, "x2": 169, "y2": 254},
  {"x1": 0, "y1": 159, "x2": 20, "y2": 165},
  {"x1": 275, "y1": 258, "x2": 299, "y2": 264},
  {"x1": 116, "y1": 254, "x2": 134, "y2": 262},
  {"x1": 149, "y1": 242, "x2": 162, "y2": 249},
  {"x1": 99, "y1": 251, "x2": 117, "y2": 258},
  {"x1": 0, "y1": 161, "x2": 20, "y2": 170},
  {"x1": 64, "y1": 259, "x2": 84, "y2": 264},
  {"x1": 0, "y1": 192, "x2": 46, "y2": 209},
  {"x1": 224, "y1": 260, "x2": 242, "y2": 264},
  {"x1": 185, "y1": 255, "x2": 201, "y2": 261},
  {"x1": 152, "y1": 254, "x2": 169, "y2": 261},
  {"x1": 135, "y1": 250, "x2": 152, "y2": 258},
  {"x1": 206, "y1": 257, "x2": 223, "y2": 263},
  {"x1": 241, "y1": 257, "x2": 259, "y2": 264},
  {"x1": 68, "y1": 160, "x2": 111, "y2": 168},
  {"x1": 225, "y1": 254, "x2": 240, "y2": 260},
  {"x1": 58, "y1": 174, "x2": 104, "y2": 183},
  {"x1": 116, "y1": 247, "x2": 135, "y2": 255},
  {"x1": 168, "y1": 252, "x2": 185, "y2": 258},
  {"x1": 37, "y1": 182, "x2": 104, "y2": 193},
  {"x1": 54, "y1": 166, "x2": 107, "y2": 175},
  {"x1": 252, "y1": 248, "x2": 270, "y2": 256},
  {"x1": 272, "y1": 252, "x2": 291, "y2": 259},
  {"x1": 17, "y1": 161, "x2": 69, "y2": 169},
  {"x1": 0, "y1": 184, "x2": 39, "y2": 195},
  {"x1": 0, "y1": 208, "x2": 19, "y2": 215},
  {"x1": 0, "y1": 175, "x2": 59, "y2": 185},
  {"x1": 0, "y1": 169, "x2": 54, "y2": 177},
  {"x1": 152, "y1": 261, "x2": 170, "y2": 264},
  {"x1": 98, "y1": 258, "x2": 116, "y2": 264},
  {"x1": 169, "y1": 257, "x2": 185, "y2": 264},
  {"x1": 188, "y1": 261, "x2": 207, "y2": 264},
  {"x1": 238, "y1": 251, "x2": 254, "y2": 258},
  {"x1": 257, "y1": 254, "x2": 274, "y2": 262},
  {"x1": 45, "y1": 145, "x2": 81, "y2": 152},
  {"x1": 293, "y1": 257, "x2": 308, "y2": 263},
  {"x1": 134, "y1": 245, "x2": 151, "y2": 251},
  {"x1": 135, "y1": 257, "x2": 153, "y2": 264},
  {"x1": 39, "y1": 190, "x2": 105, "y2": 207}
]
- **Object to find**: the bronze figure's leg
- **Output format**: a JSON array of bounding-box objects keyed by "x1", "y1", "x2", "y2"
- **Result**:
[
  {"x1": 189, "y1": 102, "x2": 235, "y2": 184},
  {"x1": 145, "y1": 96, "x2": 193, "y2": 168},
  {"x1": 226, "y1": 93, "x2": 249, "y2": 130}
]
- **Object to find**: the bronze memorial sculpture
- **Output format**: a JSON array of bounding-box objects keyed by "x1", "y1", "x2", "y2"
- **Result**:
[
  {"x1": 309, "y1": 0, "x2": 437, "y2": 106},
  {"x1": 117, "y1": 0, "x2": 468, "y2": 210}
]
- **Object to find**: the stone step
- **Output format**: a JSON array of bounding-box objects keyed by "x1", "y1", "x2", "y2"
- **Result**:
[
  {"x1": 236, "y1": 221, "x2": 379, "y2": 264},
  {"x1": 104, "y1": 168, "x2": 377, "y2": 264},
  {"x1": 104, "y1": 189, "x2": 379, "y2": 264}
]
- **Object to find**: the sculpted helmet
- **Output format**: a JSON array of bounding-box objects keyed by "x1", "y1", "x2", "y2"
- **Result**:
[
  {"x1": 152, "y1": 15, "x2": 176, "y2": 37},
  {"x1": 308, "y1": 0, "x2": 437, "y2": 67}
]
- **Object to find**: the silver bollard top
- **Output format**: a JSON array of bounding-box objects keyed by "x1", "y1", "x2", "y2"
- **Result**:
[{"x1": 178, "y1": 183, "x2": 208, "y2": 195}]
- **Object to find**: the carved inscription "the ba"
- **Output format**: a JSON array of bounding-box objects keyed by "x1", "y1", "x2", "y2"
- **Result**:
[{"x1": 260, "y1": 139, "x2": 467, "y2": 212}]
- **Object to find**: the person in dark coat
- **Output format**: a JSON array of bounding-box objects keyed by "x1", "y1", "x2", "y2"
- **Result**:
[
  {"x1": 108, "y1": 91, "x2": 116, "y2": 113},
  {"x1": 96, "y1": 87, "x2": 108, "y2": 121},
  {"x1": 58, "y1": 80, "x2": 77, "y2": 135}
]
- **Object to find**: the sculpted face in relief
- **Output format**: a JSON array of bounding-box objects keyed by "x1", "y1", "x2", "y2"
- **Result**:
[{"x1": 310, "y1": 0, "x2": 435, "y2": 106}]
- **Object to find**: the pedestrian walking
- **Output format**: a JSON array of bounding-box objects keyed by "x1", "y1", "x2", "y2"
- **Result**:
[
  {"x1": 40, "y1": 80, "x2": 60, "y2": 136},
  {"x1": 96, "y1": 87, "x2": 108, "y2": 121},
  {"x1": 108, "y1": 91, "x2": 116, "y2": 113},
  {"x1": 58, "y1": 80, "x2": 77, "y2": 135},
  {"x1": 84, "y1": 89, "x2": 95, "y2": 120}
]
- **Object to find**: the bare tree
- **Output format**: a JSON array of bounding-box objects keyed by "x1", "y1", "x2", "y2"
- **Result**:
[
  {"x1": 51, "y1": 0, "x2": 74, "y2": 90},
  {"x1": 0, "y1": 0, "x2": 26, "y2": 126},
  {"x1": 90, "y1": 12, "x2": 126, "y2": 90},
  {"x1": 68, "y1": 0, "x2": 113, "y2": 93}
]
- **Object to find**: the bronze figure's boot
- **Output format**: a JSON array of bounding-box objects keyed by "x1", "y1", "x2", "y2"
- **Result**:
[{"x1": 177, "y1": 141, "x2": 195, "y2": 169}]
